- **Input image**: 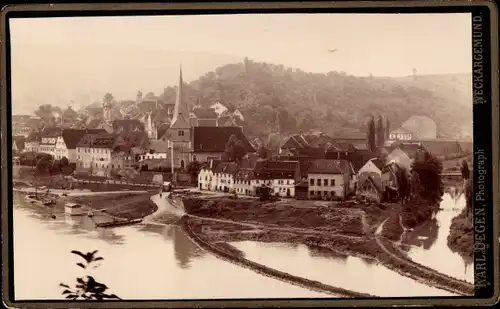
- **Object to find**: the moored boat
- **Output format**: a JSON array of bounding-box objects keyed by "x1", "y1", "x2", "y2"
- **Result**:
[
  {"x1": 95, "y1": 218, "x2": 143, "y2": 228},
  {"x1": 65, "y1": 202, "x2": 86, "y2": 216}
]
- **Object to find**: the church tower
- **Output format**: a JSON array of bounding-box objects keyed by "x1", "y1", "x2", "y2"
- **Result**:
[
  {"x1": 167, "y1": 65, "x2": 192, "y2": 172},
  {"x1": 103, "y1": 101, "x2": 112, "y2": 124}
]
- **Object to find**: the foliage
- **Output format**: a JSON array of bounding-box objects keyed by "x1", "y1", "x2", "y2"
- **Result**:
[
  {"x1": 103, "y1": 93, "x2": 114, "y2": 104},
  {"x1": 257, "y1": 146, "x2": 269, "y2": 159},
  {"x1": 147, "y1": 60, "x2": 472, "y2": 141},
  {"x1": 376, "y1": 115, "x2": 385, "y2": 148},
  {"x1": 60, "y1": 156, "x2": 69, "y2": 167},
  {"x1": 36, "y1": 155, "x2": 52, "y2": 174},
  {"x1": 256, "y1": 185, "x2": 271, "y2": 201},
  {"x1": 410, "y1": 151, "x2": 444, "y2": 205},
  {"x1": 34, "y1": 104, "x2": 61, "y2": 127},
  {"x1": 393, "y1": 164, "x2": 409, "y2": 201},
  {"x1": 367, "y1": 117, "x2": 376, "y2": 153},
  {"x1": 224, "y1": 134, "x2": 247, "y2": 162},
  {"x1": 60, "y1": 250, "x2": 120, "y2": 301},
  {"x1": 385, "y1": 118, "x2": 390, "y2": 139},
  {"x1": 187, "y1": 160, "x2": 202, "y2": 182},
  {"x1": 460, "y1": 160, "x2": 470, "y2": 180}
]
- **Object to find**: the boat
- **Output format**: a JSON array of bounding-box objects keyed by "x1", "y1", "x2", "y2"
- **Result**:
[
  {"x1": 95, "y1": 218, "x2": 143, "y2": 228},
  {"x1": 65, "y1": 202, "x2": 86, "y2": 216}
]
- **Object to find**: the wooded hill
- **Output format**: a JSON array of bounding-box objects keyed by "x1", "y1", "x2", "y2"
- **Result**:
[{"x1": 153, "y1": 59, "x2": 472, "y2": 142}]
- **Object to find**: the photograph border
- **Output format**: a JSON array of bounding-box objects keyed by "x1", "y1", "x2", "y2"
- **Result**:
[{"x1": 1, "y1": 1, "x2": 498, "y2": 307}]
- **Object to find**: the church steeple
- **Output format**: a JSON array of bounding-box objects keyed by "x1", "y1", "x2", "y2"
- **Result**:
[{"x1": 170, "y1": 64, "x2": 190, "y2": 129}]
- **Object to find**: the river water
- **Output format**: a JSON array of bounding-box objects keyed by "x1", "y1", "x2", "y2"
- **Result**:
[{"x1": 12, "y1": 191, "x2": 467, "y2": 300}]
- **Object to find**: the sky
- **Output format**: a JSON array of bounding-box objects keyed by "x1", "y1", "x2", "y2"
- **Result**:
[{"x1": 9, "y1": 13, "x2": 472, "y2": 114}]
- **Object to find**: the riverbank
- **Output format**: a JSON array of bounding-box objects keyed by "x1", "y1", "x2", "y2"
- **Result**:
[
  {"x1": 446, "y1": 207, "x2": 473, "y2": 262},
  {"x1": 180, "y1": 196, "x2": 474, "y2": 296},
  {"x1": 67, "y1": 192, "x2": 158, "y2": 220}
]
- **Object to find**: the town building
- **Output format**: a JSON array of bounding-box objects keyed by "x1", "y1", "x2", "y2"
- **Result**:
[
  {"x1": 392, "y1": 115, "x2": 438, "y2": 140},
  {"x1": 307, "y1": 159, "x2": 354, "y2": 200},
  {"x1": 389, "y1": 128, "x2": 413, "y2": 141},
  {"x1": 25, "y1": 132, "x2": 41, "y2": 153},
  {"x1": 233, "y1": 155, "x2": 259, "y2": 196},
  {"x1": 279, "y1": 132, "x2": 336, "y2": 155},
  {"x1": 12, "y1": 136, "x2": 26, "y2": 154},
  {"x1": 191, "y1": 126, "x2": 255, "y2": 162},
  {"x1": 198, "y1": 160, "x2": 221, "y2": 191},
  {"x1": 39, "y1": 128, "x2": 62, "y2": 157},
  {"x1": 139, "y1": 139, "x2": 169, "y2": 160},
  {"x1": 54, "y1": 129, "x2": 107, "y2": 162},
  {"x1": 385, "y1": 142, "x2": 427, "y2": 171},
  {"x1": 212, "y1": 162, "x2": 239, "y2": 192},
  {"x1": 252, "y1": 160, "x2": 298, "y2": 197},
  {"x1": 356, "y1": 176, "x2": 385, "y2": 203},
  {"x1": 75, "y1": 133, "x2": 120, "y2": 177},
  {"x1": 189, "y1": 107, "x2": 219, "y2": 127}
]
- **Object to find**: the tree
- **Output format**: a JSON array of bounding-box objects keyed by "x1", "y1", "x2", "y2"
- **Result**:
[
  {"x1": 367, "y1": 116, "x2": 376, "y2": 153},
  {"x1": 60, "y1": 250, "x2": 120, "y2": 300},
  {"x1": 393, "y1": 164, "x2": 410, "y2": 202},
  {"x1": 410, "y1": 151, "x2": 444, "y2": 205},
  {"x1": 460, "y1": 159, "x2": 470, "y2": 180},
  {"x1": 186, "y1": 161, "x2": 202, "y2": 184},
  {"x1": 34, "y1": 104, "x2": 62, "y2": 127},
  {"x1": 385, "y1": 118, "x2": 391, "y2": 139},
  {"x1": 103, "y1": 93, "x2": 114, "y2": 105},
  {"x1": 376, "y1": 115, "x2": 385, "y2": 148},
  {"x1": 225, "y1": 135, "x2": 247, "y2": 162},
  {"x1": 36, "y1": 156, "x2": 52, "y2": 174},
  {"x1": 257, "y1": 146, "x2": 269, "y2": 159},
  {"x1": 60, "y1": 156, "x2": 69, "y2": 167}
]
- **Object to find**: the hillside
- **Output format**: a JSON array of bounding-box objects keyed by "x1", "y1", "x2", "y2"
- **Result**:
[{"x1": 153, "y1": 60, "x2": 472, "y2": 141}]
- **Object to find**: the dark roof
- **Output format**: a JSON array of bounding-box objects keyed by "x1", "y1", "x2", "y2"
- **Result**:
[
  {"x1": 331, "y1": 137, "x2": 367, "y2": 150},
  {"x1": 192, "y1": 107, "x2": 218, "y2": 119},
  {"x1": 138, "y1": 100, "x2": 159, "y2": 113},
  {"x1": 326, "y1": 141, "x2": 358, "y2": 152},
  {"x1": 61, "y1": 129, "x2": 107, "y2": 149},
  {"x1": 234, "y1": 169, "x2": 254, "y2": 181},
  {"x1": 116, "y1": 131, "x2": 149, "y2": 149},
  {"x1": 201, "y1": 159, "x2": 222, "y2": 172},
  {"x1": 213, "y1": 162, "x2": 239, "y2": 175},
  {"x1": 40, "y1": 127, "x2": 62, "y2": 138},
  {"x1": 76, "y1": 133, "x2": 119, "y2": 149},
  {"x1": 192, "y1": 126, "x2": 254, "y2": 153},
  {"x1": 253, "y1": 160, "x2": 298, "y2": 180},
  {"x1": 13, "y1": 135, "x2": 26, "y2": 150},
  {"x1": 111, "y1": 119, "x2": 145, "y2": 133},
  {"x1": 294, "y1": 147, "x2": 326, "y2": 158},
  {"x1": 307, "y1": 159, "x2": 351, "y2": 174},
  {"x1": 239, "y1": 154, "x2": 259, "y2": 169}
]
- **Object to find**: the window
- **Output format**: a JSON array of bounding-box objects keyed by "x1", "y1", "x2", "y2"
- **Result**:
[
  {"x1": 317, "y1": 179, "x2": 321, "y2": 186},
  {"x1": 330, "y1": 179, "x2": 335, "y2": 186},
  {"x1": 324, "y1": 191, "x2": 328, "y2": 196},
  {"x1": 178, "y1": 130, "x2": 184, "y2": 136},
  {"x1": 317, "y1": 191, "x2": 321, "y2": 196},
  {"x1": 310, "y1": 190, "x2": 314, "y2": 196},
  {"x1": 324, "y1": 179, "x2": 328, "y2": 186},
  {"x1": 310, "y1": 178, "x2": 314, "y2": 185}
]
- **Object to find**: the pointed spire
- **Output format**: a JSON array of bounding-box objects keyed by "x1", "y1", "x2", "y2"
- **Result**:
[{"x1": 170, "y1": 63, "x2": 190, "y2": 129}]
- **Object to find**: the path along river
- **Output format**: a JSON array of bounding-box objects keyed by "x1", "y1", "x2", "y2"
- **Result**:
[{"x1": 12, "y1": 189, "x2": 468, "y2": 300}]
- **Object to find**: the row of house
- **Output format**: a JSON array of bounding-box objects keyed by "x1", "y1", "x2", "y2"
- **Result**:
[{"x1": 198, "y1": 156, "x2": 358, "y2": 200}]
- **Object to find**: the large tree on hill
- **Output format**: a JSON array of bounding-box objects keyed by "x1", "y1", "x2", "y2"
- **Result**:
[
  {"x1": 376, "y1": 115, "x2": 385, "y2": 148},
  {"x1": 367, "y1": 116, "x2": 376, "y2": 153},
  {"x1": 103, "y1": 93, "x2": 114, "y2": 105},
  {"x1": 34, "y1": 104, "x2": 62, "y2": 126}
]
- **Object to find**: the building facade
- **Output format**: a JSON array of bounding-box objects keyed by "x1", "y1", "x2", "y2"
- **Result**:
[{"x1": 307, "y1": 159, "x2": 351, "y2": 200}]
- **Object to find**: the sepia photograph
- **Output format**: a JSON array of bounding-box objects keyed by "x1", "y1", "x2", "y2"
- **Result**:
[{"x1": 2, "y1": 2, "x2": 496, "y2": 306}]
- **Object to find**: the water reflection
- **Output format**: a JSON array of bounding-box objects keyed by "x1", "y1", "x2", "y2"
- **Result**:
[
  {"x1": 13, "y1": 192, "x2": 126, "y2": 245},
  {"x1": 404, "y1": 192, "x2": 473, "y2": 283},
  {"x1": 231, "y1": 241, "x2": 456, "y2": 297},
  {"x1": 14, "y1": 204, "x2": 330, "y2": 300},
  {"x1": 306, "y1": 245, "x2": 348, "y2": 262}
]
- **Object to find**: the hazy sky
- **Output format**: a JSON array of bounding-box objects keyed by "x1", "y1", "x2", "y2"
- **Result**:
[{"x1": 9, "y1": 13, "x2": 472, "y2": 113}]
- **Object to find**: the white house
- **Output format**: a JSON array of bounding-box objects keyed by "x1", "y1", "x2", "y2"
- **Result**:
[
  {"x1": 198, "y1": 160, "x2": 221, "y2": 191},
  {"x1": 358, "y1": 158, "x2": 385, "y2": 176},
  {"x1": 25, "y1": 132, "x2": 40, "y2": 153},
  {"x1": 307, "y1": 159, "x2": 352, "y2": 200},
  {"x1": 212, "y1": 162, "x2": 239, "y2": 192},
  {"x1": 252, "y1": 160, "x2": 298, "y2": 197},
  {"x1": 55, "y1": 129, "x2": 107, "y2": 162},
  {"x1": 75, "y1": 133, "x2": 119, "y2": 177},
  {"x1": 39, "y1": 135, "x2": 58, "y2": 157}
]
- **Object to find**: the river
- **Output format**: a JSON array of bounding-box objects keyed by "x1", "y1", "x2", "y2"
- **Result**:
[{"x1": 12, "y1": 191, "x2": 466, "y2": 300}]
